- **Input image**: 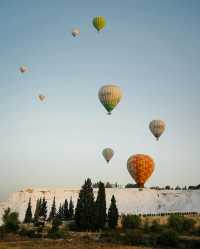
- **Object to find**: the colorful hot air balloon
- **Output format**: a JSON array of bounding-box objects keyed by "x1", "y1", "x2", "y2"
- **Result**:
[
  {"x1": 149, "y1": 120, "x2": 165, "y2": 140},
  {"x1": 71, "y1": 28, "x2": 80, "y2": 37},
  {"x1": 127, "y1": 154, "x2": 155, "y2": 188},
  {"x1": 98, "y1": 85, "x2": 122, "y2": 115},
  {"x1": 102, "y1": 148, "x2": 114, "y2": 163},
  {"x1": 93, "y1": 16, "x2": 106, "y2": 32},
  {"x1": 19, "y1": 66, "x2": 28, "y2": 73},
  {"x1": 38, "y1": 94, "x2": 46, "y2": 102}
]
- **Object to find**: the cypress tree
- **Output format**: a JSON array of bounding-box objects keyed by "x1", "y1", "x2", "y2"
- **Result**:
[
  {"x1": 34, "y1": 198, "x2": 41, "y2": 223},
  {"x1": 57, "y1": 203, "x2": 64, "y2": 220},
  {"x1": 41, "y1": 197, "x2": 47, "y2": 220},
  {"x1": 108, "y1": 195, "x2": 119, "y2": 229},
  {"x1": 24, "y1": 198, "x2": 32, "y2": 223},
  {"x1": 69, "y1": 197, "x2": 74, "y2": 219},
  {"x1": 75, "y1": 178, "x2": 95, "y2": 230},
  {"x1": 48, "y1": 197, "x2": 56, "y2": 221},
  {"x1": 63, "y1": 199, "x2": 69, "y2": 220},
  {"x1": 95, "y1": 182, "x2": 106, "y2": 230}
]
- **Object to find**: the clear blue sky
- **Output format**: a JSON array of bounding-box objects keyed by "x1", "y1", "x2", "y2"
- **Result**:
[{"x1": 0, "y1": 0, "x2": 200, "y2": 200}]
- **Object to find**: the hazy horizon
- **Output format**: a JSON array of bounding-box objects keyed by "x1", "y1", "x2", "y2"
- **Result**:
[{"x1": 0, "y1": 0, "x2": 200, "y2": 200}]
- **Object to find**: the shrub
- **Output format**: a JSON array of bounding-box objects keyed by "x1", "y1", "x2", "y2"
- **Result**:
[
  {"x1": 168, "y1": 214, "x2": 184, "y2": 232},
  {"x1": 192, "y1": 226, "x2": 200, "y2": 236},
  {"x1": 2, "y1": 208, "x2": 19, "y2": 232},
  {"x1": 47, "y1": 218, "x2": 65, "y2": 239},
  {"x1": 47, "y1": 229, "x2": 65, "y2": 239},
  {"x1": 168, "y1": 214, "x2": 196, "y2": 233},
  {"x1": 0, "y1": 226, "x2": 6, "y2": 239},
  {"x1": 123, "y1": 229, "x2": 144, "y2": 245},
  {"x1": 68, "y1": 220, "x2": 79, "y2": 231},
  {"x1": 18, "y1": 227, "x2": 36, "y2": 238},
  {"x1": 100, "y1": 230, "x2": 121, "y2": 243},
  {"x1": 150, "y1": 220, "x2": 164, "y2": 232},
  {"x1": 157, "y1": 228, "x2": 179, "y2": 247},
  {"x1": 143, "y1": 220, "x2": 150, "y2": 233},
  {"x1": 182, "y1": 218, "x2": 196, "y2": 232},
  {"x1": 122, "y1": 215, "x2": 141, "y2": 230},
  {"x1": 18, "y1": 226, "x2": 43, "y2": 238}
]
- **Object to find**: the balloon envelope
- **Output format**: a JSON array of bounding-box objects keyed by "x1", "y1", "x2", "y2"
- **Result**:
[
  {"x1": 19, "y1": 66, "x2": 28, "y2": 73},
  {"x1": 98, "y1": 85, "x2": 122, "y2": 114},
  {"x1": 38, "y1": 94, "x2": 46, "y2": 102},
  {"x1": 102, "y1": 148, "x2": 114, "y2": 163},
  {"x1": 93, "y1": 16, "x2": 106, "y2": 31},
  {"x1": 149, "y1": 120, "x2": 165, "y2": 140},
  {"x1": 71, "y1": 28, "x2": 80, "y2": 37},
  {"x1": 127, "y1": 154, "x2": 155, "y2": 188}
]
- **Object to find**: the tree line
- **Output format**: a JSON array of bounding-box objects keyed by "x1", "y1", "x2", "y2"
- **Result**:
[
  {"x1": 23, "y1": 178, "x2": 119, "y2": 231},
  {"x1": 24, "y1": 196, "x2": 74, "y2": 224}
]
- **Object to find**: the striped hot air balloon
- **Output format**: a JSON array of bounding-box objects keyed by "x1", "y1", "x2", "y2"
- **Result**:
[
  {"x1": 71, "y1": 28, "x2": 80, "y2": 37},
  {"x1": 102, "y1": 148, "x2": 114, "y2": 163},
  {"x1": 149, "y1": 120, "x2": 165, "y2": 140},
  {"x1": 127, "y1": 154, "x2": 155, "y2": 188},
  {"x1": 38, "y1": 94, "x2": 46, "y2": 102},
  {"x1": 93, "y1": 16, "x2": 106, "y2": 32},
  {"x1": 19, "y1": 66, "x2": 28, "y2": 73},
  {"x1": 98, "y1": 85, "x2": 122, "y2": 115}
]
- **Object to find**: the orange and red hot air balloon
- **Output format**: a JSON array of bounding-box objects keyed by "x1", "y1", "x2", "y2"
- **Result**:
[{"x1": 127, "y1": 154, "x2": 155, "y2": 188}]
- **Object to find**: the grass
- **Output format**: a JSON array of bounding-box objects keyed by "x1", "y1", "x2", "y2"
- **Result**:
[{"x1": 0, "y1": 239, "x2": 155, "y2": 249}]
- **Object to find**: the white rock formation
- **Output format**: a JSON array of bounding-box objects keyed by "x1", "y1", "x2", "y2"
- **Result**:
[{"x1": 0, "y1": 188, "x2": 199, "y2": 223}]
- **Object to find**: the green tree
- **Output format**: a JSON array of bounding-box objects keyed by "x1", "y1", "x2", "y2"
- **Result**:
[
  {"x1": 75, "y1": 178, "x2": 95, "y2": 230},
  {"x1": 34, "y1": 198, "x2": 41, "y2": 223},
  {"x1": 108, "y1": 195, "x2": 118, "y2": 229},
  {"x1": 69, "y1": 197, "x2": 74, "y2": 219},
  {"x1": 63, "y1": 199, "x2": 69, "y2": 220},
  {"x1": 48, "y1": 197, "x2": 56, "y2": 221},
  {"x1": 95, "y1": 182, "x2": 106, "y2": 230},
  {"x1": 41, "y1": 197, "x2": 47, "y2": 220},
  {"x1": 57, "y1": 203, "x2": 64, "y2": 220},
  {"x1": 24, "y1": 198, "x2": 32, "y2": 223}
]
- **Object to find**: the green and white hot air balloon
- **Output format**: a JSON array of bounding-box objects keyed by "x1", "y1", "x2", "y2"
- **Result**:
[
  {"x1": 93, "y1": 16, "x2": 106, "y2": 32},
  {"x1": 98, "y1": 85, "x2": 122, "y2": 115}
]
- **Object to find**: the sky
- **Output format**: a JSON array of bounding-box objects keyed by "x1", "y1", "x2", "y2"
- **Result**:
[{"x1": 0, "y1": 0, "x2": 200, "y2": 200}]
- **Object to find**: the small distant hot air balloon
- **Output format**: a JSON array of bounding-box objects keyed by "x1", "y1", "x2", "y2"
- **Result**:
[
  {"x1": 98, "y1": 85, "x2": 122, "y2": 115},
  {"x1": 102, "y1": 148, "x2": 114, "y2": 163},
  {"x1": 71, "y1": 28, "x2": 80, "y2": 37},
  {"x1": 93, "y1": 16, "x2": 106, "y2": 32},
  {"x1": 19, "y1": 66, "x2": 28, "y2": 73},
  {"x1": 38, "y1": 94, "x2": 46, "y2": 102},
  {"x1": 149, "y1": 120, "x2": 165, "y2": 140},
  {"x1": 127, "y1": 154, "x2": 155, "y2": 188}
]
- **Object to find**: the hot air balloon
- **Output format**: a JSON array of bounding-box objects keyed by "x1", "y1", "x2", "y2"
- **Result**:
[
  {"x1": 19, "y1": 66, "x2": 28, "y2": 73},
  {"x1": 102, "y1": 148, "x2": 114, "y2": 163},
  {"x1": 149, "y1": 120, "x2": 165, "y2": 140},
  {"x1": 38, "y1": 94, "x2": 46, "y2": 102},
  {"x1": 98, "y1": 85, "x2": 122, "y2": 115},
  {"x1": 127, "y1": 154, "x2": 155, "y2": 188},
  {"x1": 93, "y1": 16, "x2": 106, "y2": 32},
  {"x1": 71, "y1": 28, "x2": 80, "y2": 37}
]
